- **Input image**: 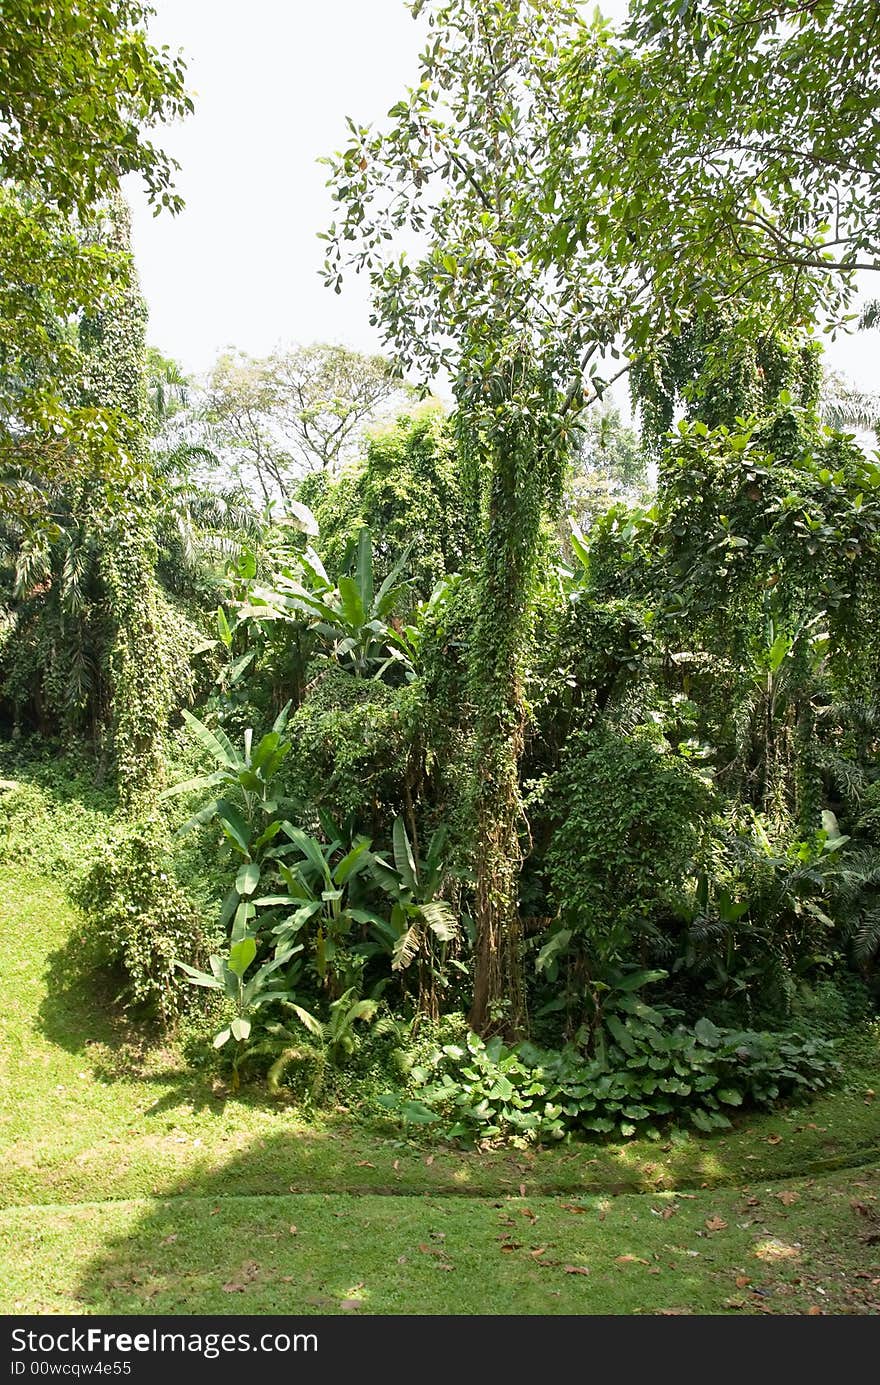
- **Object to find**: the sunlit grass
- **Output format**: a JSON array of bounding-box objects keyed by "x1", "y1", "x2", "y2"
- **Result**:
[{"x1": 2, "y1": 868, "x2": 879, "y2": 1315}]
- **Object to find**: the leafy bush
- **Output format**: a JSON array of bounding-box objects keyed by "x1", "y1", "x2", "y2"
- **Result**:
[
  {"x1": 76, "y1": 820, "x2": 213, "y2": 1024},
  {"x1": 285, "y1": 665, "x2": 424, "y2": 832},
  {"x1": 388, "y1": 1014, "x2": 838, "y2": 1143},
  {"x1": 544, "y1": 726, "x2": 710, "y2": 1002}
]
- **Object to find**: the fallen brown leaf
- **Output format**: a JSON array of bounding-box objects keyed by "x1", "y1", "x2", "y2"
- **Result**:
[
  {"x1": 705, "y1": 1217, "x2": 728, "y2": 1232},
  {"x1": 776, "y1": 1191, "x2": 799, "y2": 1206},
  {"x1": 563, "y1": 1265, "x2": 590, "y2": 1275}
]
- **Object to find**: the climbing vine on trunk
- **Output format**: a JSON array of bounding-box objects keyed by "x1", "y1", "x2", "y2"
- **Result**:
[
  {"x1": 82, "y1": 193, "x2": 173, "y2": 810},
  {"x1": 460, "y1": 371, "x2": 566, "y2": 1033}
]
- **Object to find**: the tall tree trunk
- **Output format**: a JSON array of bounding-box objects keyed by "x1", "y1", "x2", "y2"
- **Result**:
[
  {"x1": 83, "y1": 191, "x2": 170, "y2": 812},
  {"x1": 465, "y1": 402, "x2": 553, "y2": 1037}
]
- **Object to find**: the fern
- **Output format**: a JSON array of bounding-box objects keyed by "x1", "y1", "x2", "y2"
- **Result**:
[{"x1": 854, "y1": 905, "x2": 880, "y2": 966}]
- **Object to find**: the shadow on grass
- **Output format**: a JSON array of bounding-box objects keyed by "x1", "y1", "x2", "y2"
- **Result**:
[
  {"x1": 63, "y1": 1129, "x2": 880, "y2": 1316},
  {"x1": 36, "y1": 932, "x2": 126, "y2": 1056}
]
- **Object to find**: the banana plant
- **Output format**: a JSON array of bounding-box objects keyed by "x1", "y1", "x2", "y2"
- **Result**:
[
  {"x1": 368, "y1": 819, "x2": 461, "y2": 1014},
  {"x1": 239, "y1": 527, "x2": 416, "y2": 680},
  {"x1": 160, "y1": 703, "x2": 296, "y2": 939},
  {"x1": 282, "y1": 987, "x2": 379, "y2": 1065},
  {"x1": 265, "y1": 823, "x2": 382, "y2": 992},
  {"x1": 176, "y1": 935, "x2": 303, "y2": 1060}
]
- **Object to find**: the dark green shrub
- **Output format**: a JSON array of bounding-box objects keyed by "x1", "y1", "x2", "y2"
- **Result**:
[
  {"x1": 75, "y1": 819, "x2": 212, "y2": 1024},
  {"x1": 388, "y1": 1016, "x2": 838, "y2": 1143},
  {"x1": 545, "y1": 725, "x2": 710, "y2": 986},
  {"x1": 285, "y1": 663, "x2": 425, "y2": 833}
]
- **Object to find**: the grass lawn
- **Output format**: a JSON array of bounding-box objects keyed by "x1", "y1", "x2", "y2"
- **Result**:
[{"x1": 2, "y1": 868, "x2": 879, "y2": 1315}]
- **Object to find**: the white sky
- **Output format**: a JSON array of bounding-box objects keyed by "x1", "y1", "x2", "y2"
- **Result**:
[{"x1": 128, "y1": 0, "x2": 878, "y2": 394}]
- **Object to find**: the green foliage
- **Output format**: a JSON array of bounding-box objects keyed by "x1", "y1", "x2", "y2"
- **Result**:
[
  {"x1": 392, "y1": 1020, "x2": 838, "y2": 1144},
  {"x1": 545, "y1": 726, "x2": 709, "y2": 989},
  {"x1": 0, "y1": 746, "x2": 115, "y2": 880},
  {"x1": 0, "y1": 2, "x2": 190, "y2": 527},
  {"x1": 177, "y1": 933, "x2": 301, "y2": 1055},
  {"x1": 561, "y1": 0, "x2": 879, "y2": 354},
  {"x1": 307, "y1": 410, "x2": 474, "y2": 598},
  {"x1": 266, "y1": 821, "x2": 379, "y2": 996},
  {"x1": 677, "y1": 809, "x2": 850, "y2": 1020},
  {"x1": 285, "y1": 665, "x2": 425, "y2": 833},
  {"x1": 240, "y1": 526, "x2": 416, "y2": 681},
  {"x1": 264, "y1": 987, "x2": 381, "y2": 1091},
  {"x1": 368, "y1": 818, "x2": 464, "y2": 1017},
  {"x1": 162, "y1": 701, "x2": 297, "y2": 939},
  {"x1": 76, "y1": 819, "x2": 211, "y2": 1025}
]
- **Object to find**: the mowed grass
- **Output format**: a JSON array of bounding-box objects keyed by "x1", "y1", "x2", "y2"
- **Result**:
[
  {"x1": 1, "y1": 868, "x2": 879, "y2": 1315},
  {"x1": 3, "y1": 1172, "x2": 880, "y2": 1316}
]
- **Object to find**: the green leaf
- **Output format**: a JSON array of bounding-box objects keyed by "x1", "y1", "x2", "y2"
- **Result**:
[
  {"x1": 175, "y1": 960, "x2": 223, "y2": 990},
  {"x1": 568, "y1": 516, "x2": 590, "y2": 571},
  {"x1": 272, "y1": 699, "x2": 293, "y2": 737},
  {"x1": 216, "y1": 799, "x2": 252, "y2": 855},
  {"x1": 231, "y1": 1017, "x2": 252, "y2": 1042},
  {"x1": 181, "y1": 708, "x2": 241, "y2": 770},
  {"x1": 225, "y1": 650, "x2": 255, "y2": 686},
  {"x1": 288, "y1": 1003, "x2": 324, "y2": 1040},
  {"x1": 398, "y1": 1099, "x2": 440, "y2": 1124},
  {"x1": 716, "y1": 1087, "x2": 743, "y2": 1106},
  {"x1": 606, "y1": 1014, "x2": 637, "y2": 1055},
  {"x1": 213, "y1": 1027, "x2": 232, "y2": 1048},
  {"x1": 614, "y1": 968, "x2": 667, "y2": 992},
  {"x1": 332, "y1": 835, "x2": 373, "y2": 886},
  {"x1": 228, "y1": 936, "x2": 257, "y2": 978},
  {"x1": 694, "y1": 1017, "x2": 722, "y2": 1047},
  {"x1": 337, "y1": 574, "x2": 366, "y2": 629},
  {"x1": 281, "y1": 824, "x2": 332, "y2": 884},
  {"x1": 231, "y1": 900, "x2": 256, "y2": 942},
  {"x1": 251, "y1": 731, "x2": 281, "y2": 772},
  {"x1": 216, "y1": 606, "x2": 233, "y2": 648},
  {"x1": 158, "y1": 769, "x2": 227, "y2": 802},
  {"x1": 535, "y1": 928, "x2": 572, "y2": 974},
  {"x1": 392, "y1": 817, "x2": 418, "y2": 890},
  {"x1": 374, "y1": 543, "x2": 413, "y2": 617},
  {"x1": 235, "y1": 861, "x2": 260, "y2": 896}
]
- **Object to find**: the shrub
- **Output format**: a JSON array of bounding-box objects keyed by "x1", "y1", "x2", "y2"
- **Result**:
[
  {"x1": 545, "y1": 725, "x2": 710, "y2": 987},
  {"x1": 75, "y1": 819, "x2": 212, "y2": 1024},
  {"x1": 285, "y1": 663, "x2": 424, "y2": 832},
  {"x1": 387, "y1": 1016, "x2": 838, "y2": 1143}
]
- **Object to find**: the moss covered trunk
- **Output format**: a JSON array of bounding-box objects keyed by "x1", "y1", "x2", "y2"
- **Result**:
[{"x1": 466, "y1": 404, "x2": 554, "y2": 1037}]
